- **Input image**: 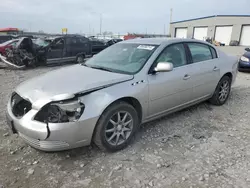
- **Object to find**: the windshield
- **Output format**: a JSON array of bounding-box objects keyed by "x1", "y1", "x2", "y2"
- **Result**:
[
  {"x1": 32, "y1": 38, "x2": 50, "y2": 47},
  {"x1": 85, "y1": 43, "x2": 158, "y2": 74}
]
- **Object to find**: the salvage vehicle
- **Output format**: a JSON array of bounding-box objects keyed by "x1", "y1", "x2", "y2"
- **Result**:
[
  {"x1": 6, "y1": 38, "x2": 238, "y2": 152},
  {"x1": 0, "y1": 35, "x2": 92, "y2": 69},
  {"x1": 0, "y1": 38, "x2": 43, "y2": 69},
  {"x1": 0, "y1": 39, "x2": 18, "y2": 56},
  {"x1": 238, "y1": 47, "x2": 250, "y2": 71}
]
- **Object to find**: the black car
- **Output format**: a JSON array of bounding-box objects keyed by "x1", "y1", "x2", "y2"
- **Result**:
[
  {"x1": 104, "y1": 38, "x2": 123, "y2": 46},
  {"x1": 88, "y1": 37, "x2": 108, "y2": 54},
  {"x1": 238, "y1": 48, "x2": 250, "y2": 71},
  {"x1": 46, "y1": 35, "x2": 92, "y2": 64},
  {"x1": 0, "y1": 35, "x2": 93, "y2": 69}
]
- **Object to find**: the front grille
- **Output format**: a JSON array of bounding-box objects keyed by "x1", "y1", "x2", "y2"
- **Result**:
[{"x1": 11, "y1": 92, "x2": 32, "y2": 118}]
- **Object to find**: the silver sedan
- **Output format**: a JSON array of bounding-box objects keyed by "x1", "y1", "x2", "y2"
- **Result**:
[{"x1": 6, "y1": 38, "x2": 238, "y2": 152}]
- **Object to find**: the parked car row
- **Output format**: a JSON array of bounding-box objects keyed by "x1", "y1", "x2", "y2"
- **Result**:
[{"x1": 0, "y1": 35, "x2": 123, "y2": 69}]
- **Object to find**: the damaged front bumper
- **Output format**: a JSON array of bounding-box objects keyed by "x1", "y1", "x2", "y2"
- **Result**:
[
  {"x1": 0, "y1": 54, "x2": 26, "y2": 69},
  {"x1": 6, "y1": 98, "x2": 99, "y2": 151}
]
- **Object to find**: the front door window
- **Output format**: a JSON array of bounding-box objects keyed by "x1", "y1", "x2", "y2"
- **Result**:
[{"x1": 155, "y1": 43, "x2": 187, "y2": 68}]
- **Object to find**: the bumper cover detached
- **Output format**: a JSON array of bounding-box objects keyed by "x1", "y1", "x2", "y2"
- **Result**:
[
  {"x1": 6, "y1": 113, "x2": 17, "y2": 134},
  {"x1": 0, "y1": 54, "x2": 26, "y2": 69},
  {"x1": 19, "y1": 132, "x2": 70, "y2": 151},
  {"x1": 6, "y1": 98, "x2": 99, "y2": 151}
]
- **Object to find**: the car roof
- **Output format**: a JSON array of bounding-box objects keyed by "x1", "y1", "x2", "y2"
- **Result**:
[
  {"x1": 53, "y1": 35, "x2": 87, "y2": 39},
  {"x1": 121, "y1": 38, "x2": 209, "y2": 45}
]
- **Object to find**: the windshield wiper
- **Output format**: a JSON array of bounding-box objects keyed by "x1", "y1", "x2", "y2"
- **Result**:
[{"x1": 88, "y1": 65, "x2": 114, "y2": 72}]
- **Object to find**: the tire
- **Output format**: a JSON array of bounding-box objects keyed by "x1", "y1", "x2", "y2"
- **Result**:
[
  {"x1": 209, "y1": 76, "x2": 231, "y2": 106},
  {"x1": 93, "y1": 101, "x2": 139, "y2": 152},
  {"x1": 75, "y1": 54, "x2": 85, "y2": 64}
]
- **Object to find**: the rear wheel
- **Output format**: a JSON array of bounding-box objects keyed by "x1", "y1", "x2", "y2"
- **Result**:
[
  {"x1": 209, "y1": 76, "x2": 231, "y2": 106},
  {"x1": 93, "y1": 101, "x2": 139, "y2": 152},
  {"x1": 76, "y1": 54, "x2": 85, "y2": 64}
]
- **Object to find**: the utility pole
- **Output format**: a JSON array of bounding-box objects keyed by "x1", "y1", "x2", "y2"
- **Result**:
[
  {"x1": 99, "y1": 14, "x2": 102, "y2": 35},
  {"x1": 88, "y1": 23, "x2": 91, "y2": 36},
  {"x1": 28, "y1": 22, "x2": 32, "y2": 32},
  {"x1": 169, "y1": 8, "x2": 173, "y2": 36}
]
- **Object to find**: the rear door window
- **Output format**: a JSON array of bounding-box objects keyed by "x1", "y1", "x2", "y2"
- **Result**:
[
  {"x1": 79, "y1": 37, "x2": 89, "y2": 44},
  {"x1": 70, "y1": 38, "x2": 77, "y2": 45},
  {"x1": 187, "y1": 43, "x2": 213, "y2": 63}
]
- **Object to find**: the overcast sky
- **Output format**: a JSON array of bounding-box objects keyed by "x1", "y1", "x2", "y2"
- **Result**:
[{"x1": 0, "y1": 0, "x2": 249, "y2": 34}]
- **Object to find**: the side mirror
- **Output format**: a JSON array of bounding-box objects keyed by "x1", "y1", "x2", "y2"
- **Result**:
[
  {"x1": 245, "y1": 48, "x2": 250, "y2": 52},
  {"x1": 154, "y1": 62, "x2": 173, "y2": 72}
]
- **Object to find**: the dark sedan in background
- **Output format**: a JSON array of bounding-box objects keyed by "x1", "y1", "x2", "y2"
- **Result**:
[{"x1": 239, "y1": 48, "x2": 250, "y2": 71}]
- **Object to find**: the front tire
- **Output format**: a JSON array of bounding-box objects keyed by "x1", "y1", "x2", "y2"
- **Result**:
[
  {"x1": 93, "y1": 101, "x2": 139, "y2": 152},
  {"x1": 209, "y1": 75, "x2": 231, "y2": 106}
]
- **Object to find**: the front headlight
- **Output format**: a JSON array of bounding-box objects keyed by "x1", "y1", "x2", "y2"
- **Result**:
[
  {"x1": 240, "y1": 56, "x2": 249, "y2": 62},
  {"x1": 34, "y1": 99, "x2": 85, "y2": 123}
]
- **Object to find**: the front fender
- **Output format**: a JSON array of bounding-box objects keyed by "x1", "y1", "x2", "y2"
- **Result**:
[{"x1": 78, "y1": 78, "x2": 149, "y2": 122}]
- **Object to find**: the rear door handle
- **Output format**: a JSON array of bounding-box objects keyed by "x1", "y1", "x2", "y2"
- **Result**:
[
  {"x1": 213, "y1": 66, "x2": 219, "y2": 71},
  {"x1": 183, "y1": 74, "x2": 191, "y2": 80}
]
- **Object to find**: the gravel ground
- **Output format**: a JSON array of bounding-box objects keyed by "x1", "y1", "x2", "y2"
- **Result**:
[{"x1": 0, "y1": 63, "x2": 250, "y2": 188}]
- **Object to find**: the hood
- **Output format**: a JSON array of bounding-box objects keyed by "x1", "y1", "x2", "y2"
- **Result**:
[{"x1": 16, "y1": 65, "x2": 133, "y2": 108}]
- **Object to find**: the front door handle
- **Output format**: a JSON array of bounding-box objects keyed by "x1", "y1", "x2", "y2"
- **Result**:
[
  {"x1": 183, "y1": 74, "x2": 191, "y2": 80},
  {"x1": 213, "y1": 66, "x2": 219, "y2": 71}
]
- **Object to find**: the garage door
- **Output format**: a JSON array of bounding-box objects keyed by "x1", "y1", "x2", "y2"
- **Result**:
[
  {"x1": 175, "y1": 28, "x2": 187, "y2": 38},
  {"x1": 240, "y1": 26, "x2": 250, "y2": 46},
  {"x1": 215, "y1": 26, "x2": 233, "y2": 45},
  {"x1": 193, "y1": 27, "x2": 208, "y2": 41}
]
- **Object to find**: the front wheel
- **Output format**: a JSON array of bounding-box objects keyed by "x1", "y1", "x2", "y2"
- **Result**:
[
  {"x1": 209, "y1": 75, "x2": 231, "y2": 106},
  {"x1": 93, "y1": 101, "x2": 139, "y2": 152}
]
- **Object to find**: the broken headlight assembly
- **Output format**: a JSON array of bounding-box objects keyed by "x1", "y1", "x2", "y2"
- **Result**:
[{"x1": 34, "y1": 99, "x2": 85, "y2": 123}]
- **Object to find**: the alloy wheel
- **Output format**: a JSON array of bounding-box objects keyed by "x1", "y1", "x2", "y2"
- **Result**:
[
  {"x1": 218, "y1": 80, "x2": 229, "y2": 102},
  {"x1": 105, "y1": 111, "x2": 133, "y2": 146}
]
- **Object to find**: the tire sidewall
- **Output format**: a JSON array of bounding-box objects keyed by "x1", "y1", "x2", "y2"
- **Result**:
[
  {"x1": 213, "y1": 76, "x2": 231, "y2": 105},
  {"x1": 97, "y1": 103, "x2": 139, "y2": 151}
]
